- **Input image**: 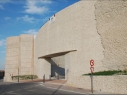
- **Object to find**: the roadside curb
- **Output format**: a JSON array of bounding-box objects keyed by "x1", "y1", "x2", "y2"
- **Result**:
[
  {"x1": 42, "y1": 82, "x2": 111, "y2": 94},
  {"x1": 3, "y1": 79, "x2": 111, "y2": 94}
]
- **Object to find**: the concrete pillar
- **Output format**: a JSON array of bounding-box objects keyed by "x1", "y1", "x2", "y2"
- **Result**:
[{"x1": 39, "y1": 58, "x2": 51, "y2": 79}]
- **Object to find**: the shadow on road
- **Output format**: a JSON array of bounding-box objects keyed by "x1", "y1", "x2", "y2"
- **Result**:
[
  {"x1": 0, "y1": 76, "x2": 4, "y2": 80},
  {"x1": 51, "y1": 80, "x2": 67, "y2": 95}
]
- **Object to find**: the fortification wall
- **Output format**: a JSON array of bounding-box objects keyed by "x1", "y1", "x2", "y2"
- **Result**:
[
  {"x1": 66, "y1": 75, "x2": 127, "y2": 94},
  {"x1": 34, "y1": 0, "x2": 104, "y2": 78},
  {"x1": 4, "y1": 36, "x2": 20, "y2": 81},
  {"x1": 20, "y1": 34, "x2": 34, "y2": 75},
  {"x1": 34, "y1": 0, "x2": 127, "y2": 93},
  {"x1": 95, "y1": 0, "x2": 127, "y2": 70},
  {"x1": 4, "y1": 34, "x2": 34, "y2": 81}
]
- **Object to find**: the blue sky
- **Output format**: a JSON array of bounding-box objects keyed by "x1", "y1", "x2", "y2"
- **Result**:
[{"x1": 0, "y1": 0, "x2": 79, "y2": 70}]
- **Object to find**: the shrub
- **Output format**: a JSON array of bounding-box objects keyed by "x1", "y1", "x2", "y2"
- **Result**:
[
  {"x1": 83, "y1": 70, "x2": 127, "y2": 76},
  {"x1": 12, "y1": 75, "x2": 38, "y2": 80}
]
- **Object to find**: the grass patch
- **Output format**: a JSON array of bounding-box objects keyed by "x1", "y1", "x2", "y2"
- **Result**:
[
  {"x1": 83, "y1": 70, "x2": 127, "y2": 76},
  {"x1": 12, "y1": 75, "x2": 38, "y2": 80}
]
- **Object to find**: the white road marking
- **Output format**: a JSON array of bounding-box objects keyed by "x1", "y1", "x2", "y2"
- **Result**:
[
  {"x1": 1, "y1": 83, "x2": 86, "y2": 94},
  {"x1": 39, "y1": 84, "x2": 44, "y2": 86},
  {"x1": 44, "y1": 86, "x2": 86, "y2": 94}
]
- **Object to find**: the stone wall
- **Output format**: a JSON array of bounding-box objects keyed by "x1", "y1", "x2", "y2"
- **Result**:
[
  {"x1": 4, "y1": 0, "x2": 127, "y2": 94},
  {"x1": 34, "y1": 0, "x2": 127, "y2": 94},
  {"x1": 66, "y1": 75, "x2": 127, "y2": 94},
  {"x1": 20, "y1": 34, "x2": 34, "y2": 75},
  {"x1": 34, "y1": 0, "x2": 104, "y2": 79},
  {"x1": 95, "y1": 0, "x2": 127, "y2": 70},
  {"x1": 51, "y1": 55, "x2": 65, "y2": 77},
  {"x1": 4, "y1": 36, "x2": 20, "y2": 81},
  {"x1": 4, "y1": 34, "x2": 34, "y2": 81}
]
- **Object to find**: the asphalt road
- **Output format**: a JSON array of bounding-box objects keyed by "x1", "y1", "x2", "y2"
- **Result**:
[
  {"x1": 0, "y1": 82, "x2": 84, "y2": 95},
  {"x1": 0, "y1": 79, "x2": 3, "y2": 82}
]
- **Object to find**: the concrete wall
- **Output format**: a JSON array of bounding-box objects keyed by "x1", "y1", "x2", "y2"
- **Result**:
[
  {"x1": 4, "y1": 36, "x2": 20, "y2": 81},
  {"x1": 34, "y1": 0, "x2": 127, "y2": 94},
  {"x1": 95, "y1": 0, "x2": 127, "y2": 70},
  {"x1": 4, "y1": 34, "x2": 34, "y2": 81},
  {"x1": 66, "y1": 75, "x2": 127, "y2": 94},
  {"x1": 51, "y1": 55, "x2": 65, "y2": 77},
  {"x1": 38, "y1": 58, "x2": 51, "y2": 79},
  {"x1": 4, "y1": 0, "x2": 127, "y2": 94},
  {"x1": 34, "y1": 0, "x2": 104, "y2": 79},
  {"x1": 20, "y1": 34, "x2": 34, "y2": 75}
]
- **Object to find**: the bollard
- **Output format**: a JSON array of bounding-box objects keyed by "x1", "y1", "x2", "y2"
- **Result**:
[
  {"x1": 18, "y1": 75, "x2": 19, "y2": 83},
  {"x1": 43, "y1": 74, "x2": 45, "y2": 83},
  {"x1": 12, "y1": 74, "x2": 13, "y2": 81},
  {"x1": 12, "y1": 76, "x2": 13, "y2": 81},
  {"x1": 49, "y1": 75, "x2": 51, "y2": 81},
  {"x1": 58, "y1": 74, "x2": 59, "y2": 80},
  {"x1": 18, "y1": 68, "x2": 19, "y2": 83},
  {"x1": 31, "y1": 75, "x2": 33, "y2": 81}
]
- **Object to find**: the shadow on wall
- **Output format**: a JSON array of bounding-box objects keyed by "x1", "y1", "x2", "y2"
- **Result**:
[{"x1": 45, "y1": 58, "x2": 65, "y2": 77}]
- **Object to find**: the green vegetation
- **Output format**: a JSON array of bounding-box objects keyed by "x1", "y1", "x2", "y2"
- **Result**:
[
  {"x1": 12, "y1": 75, "x2": 38, "y2": 80},
  {"x1": 83, "y1": 70, "x2": 127, "y2": 76}
]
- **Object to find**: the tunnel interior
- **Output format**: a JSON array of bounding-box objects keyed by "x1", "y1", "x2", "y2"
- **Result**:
[
  {"x1": 50, "y1": 55, "x2": 65, "y2": 79},
  {"x1": 39, "y1": 50, "x2": 75, "y2": 80}
]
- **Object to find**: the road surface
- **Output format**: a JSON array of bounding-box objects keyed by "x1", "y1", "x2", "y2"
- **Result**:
[{"x1": 0, "y1": 82, "x2": 84, "y2": 95}]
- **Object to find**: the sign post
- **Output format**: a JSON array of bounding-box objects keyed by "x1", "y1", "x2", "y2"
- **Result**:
[{"x1": 90, "y1": 60, "x2": 94, "y2": 93}]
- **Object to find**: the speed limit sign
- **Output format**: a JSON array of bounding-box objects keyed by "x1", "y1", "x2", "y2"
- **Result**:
[{"x1": 90, "y1": 59, "x2": 94, "y2": 93}]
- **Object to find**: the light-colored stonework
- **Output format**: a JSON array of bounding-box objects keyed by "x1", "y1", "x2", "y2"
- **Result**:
[
  {"x1": 66, "y1": 75, "x2": 127, "y2": 94},
  {"x1": 4, "y1": 0, "x2": 127, "y2": 94},
  {"x1": 4, "y1": 34, "x2": 34, "y2": 81},
  {"x1": 95, "y1": 0, "x2": 127, "y2": 70}
]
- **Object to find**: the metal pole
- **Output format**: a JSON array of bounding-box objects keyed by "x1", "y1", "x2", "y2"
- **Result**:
[
  {"x1": 12, "y1": 74, "x2": 13, "y2": 81},
  {"x1": 91, "y1": 73, "x2": 93, "y2": 93},
  {"x1": 58, "y1": 74, "x2": 59, "y2": 80},
  {"x1": 18, "y1": 68, "x2": 19, "y2": 83},
  {"x1": 49, "y1": 75, "x2": 51, "y2": 81},
  {"x1": 31, "y1": 75, "x2": 33, "y2": 81},
  {"x1": 43, "y1": 74, "x2": 45, "y2": 83}
]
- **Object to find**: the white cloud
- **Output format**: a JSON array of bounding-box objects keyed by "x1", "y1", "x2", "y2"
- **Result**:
[
  {"x1": 0, "y1": 5, "x2": 4, "y2": 9},
  {"x1": 0, "y1": 39, "x2": 6, "y2": 47},
  {"x1": 23, "y1": 29, "x2": 38, "y2": 38},
  {"x1": 0, "y1": 0, "x2": 12, "y2": 3},
  {"x1": 24, "y1": 0, "x2": 52, "y2": 14},
  {"x1": 5, "y1": 17, "x2": 11, "y2": 20},
  {"x1": 17, "y1": 15, "x2": 38, "y2": 23},
  {"x1": 0, "y1": 0, "x2": 12, "y2": 9},
  {"x1": 39, "y1": 0, "x2": 52, "y2": 4}
]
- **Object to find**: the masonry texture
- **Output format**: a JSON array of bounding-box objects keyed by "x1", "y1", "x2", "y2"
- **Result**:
[
  {"x1": 4, "y1": 0, "x2": 127, "y2": 94},
  {"x1": 4, "y1": 34, "x2": 34, "y2": 81},
  {"x1": 95, "y1": 0, "x2": 127, "y2": 70}
]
